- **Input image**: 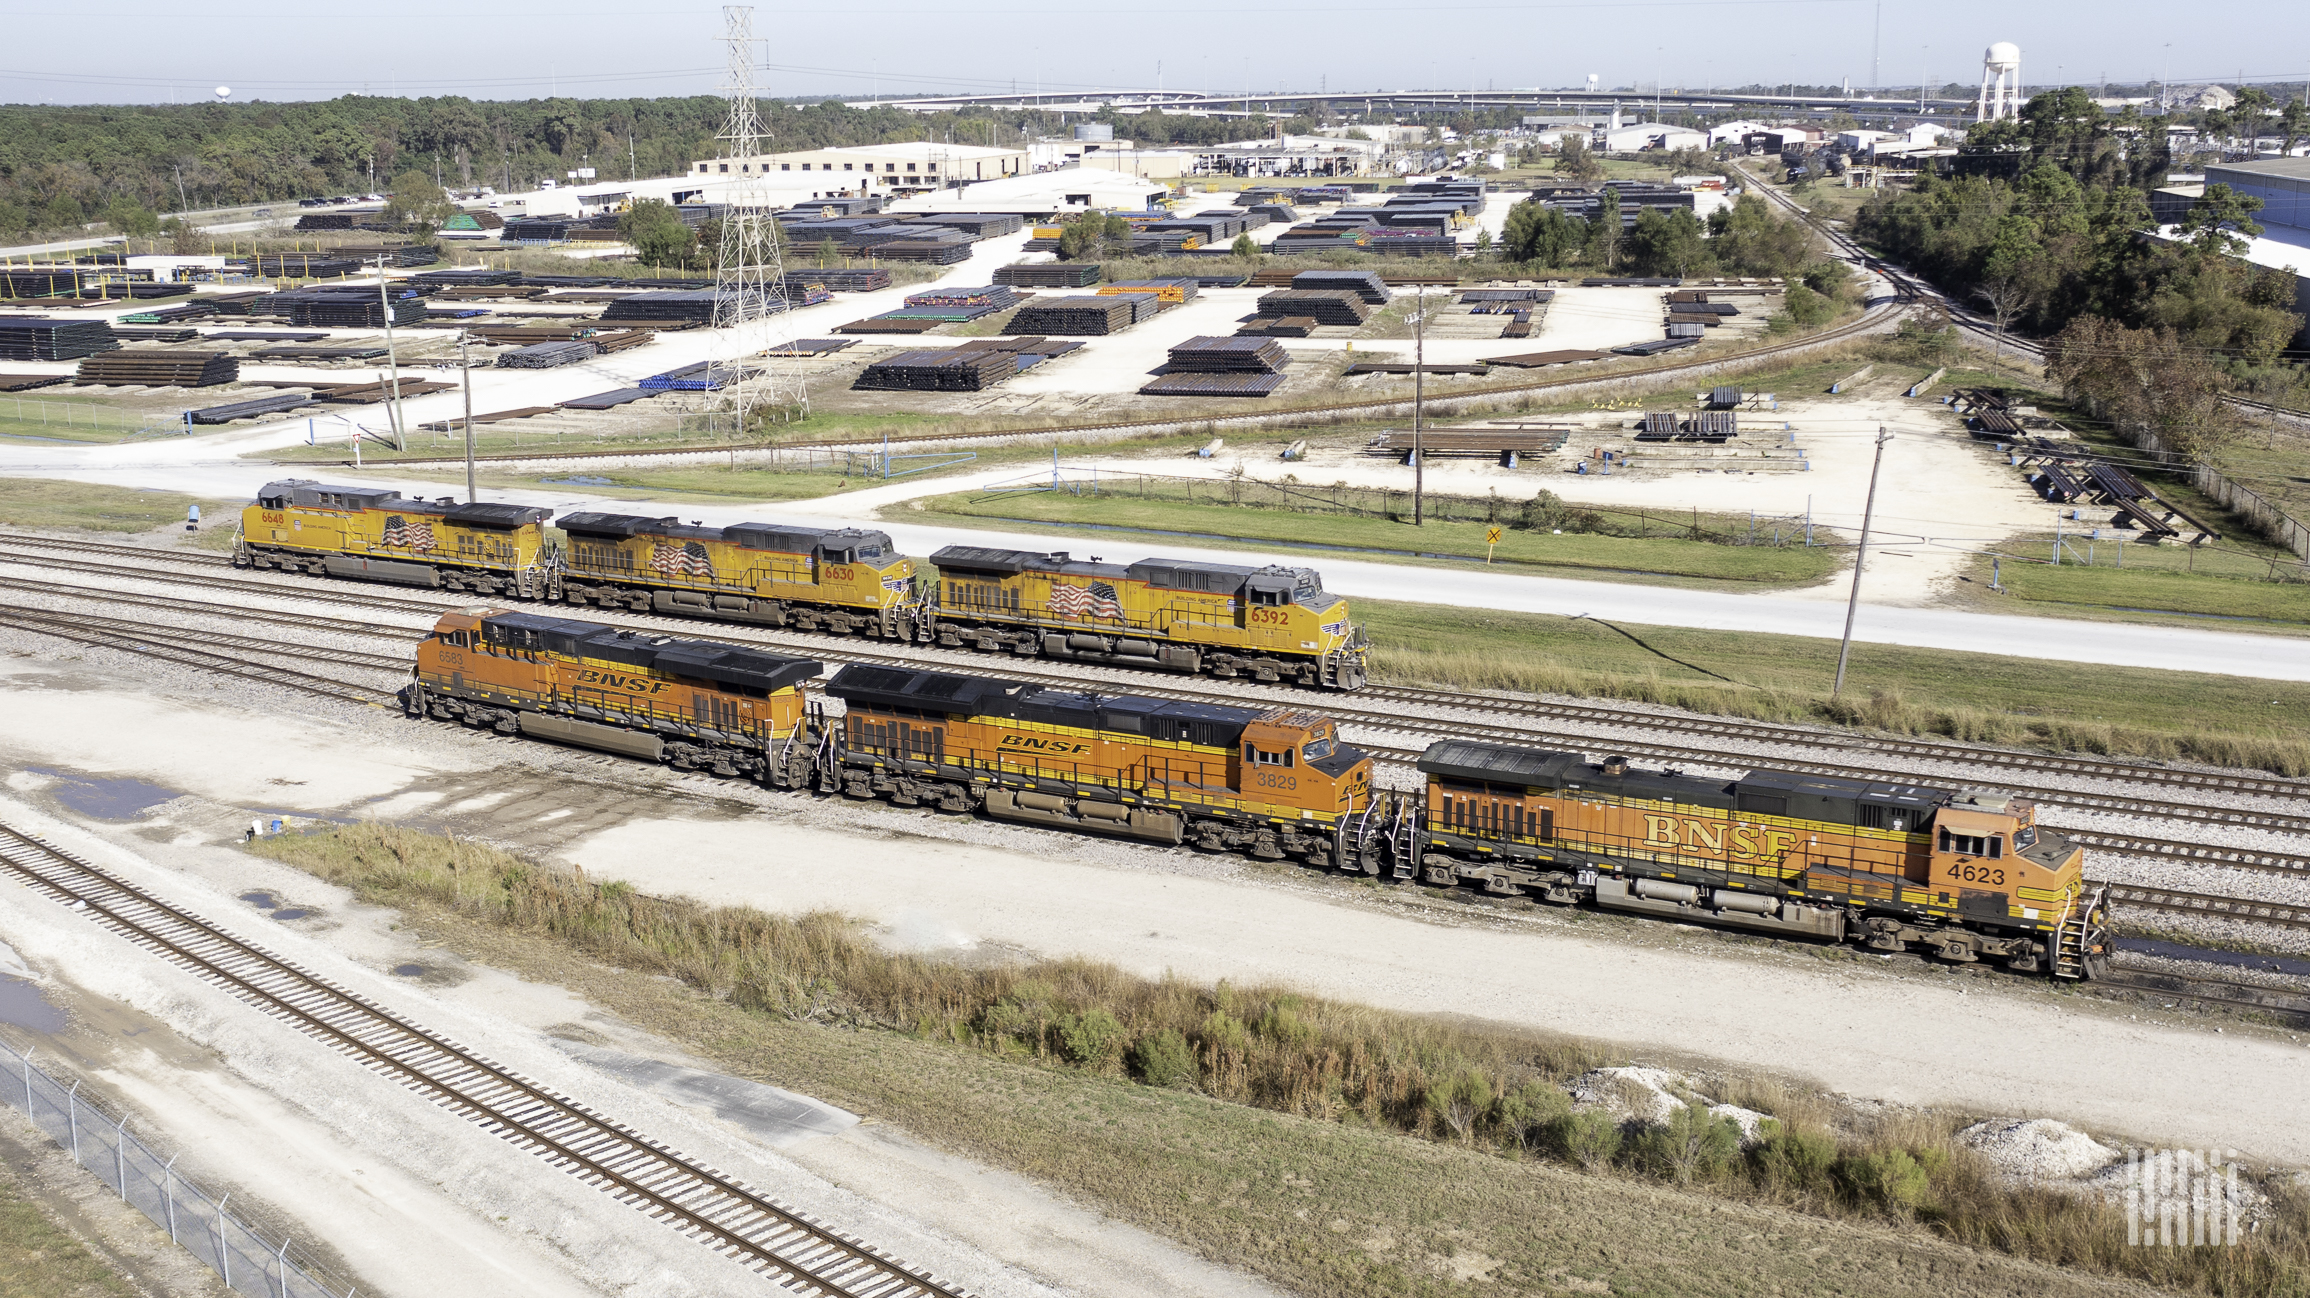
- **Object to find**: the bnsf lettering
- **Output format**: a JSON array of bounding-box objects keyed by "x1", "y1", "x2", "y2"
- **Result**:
[
  {"x1": 999, "y1": 734, "x2": 1091, "y2": 756},
  {"x1": 1644, "y1": 816, "x2": 1797, "y2": 861},
  {"x1": 577, "y1": 669, "x2": 668, "y2": 695}
]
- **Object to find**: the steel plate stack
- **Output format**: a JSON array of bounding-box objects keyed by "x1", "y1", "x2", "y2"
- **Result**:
[
  {"x1": 1006, "y1": 295, "x2": 1139, "y2": 335},
  {"x1": 0, "y1": 318, "x2": 120, "y2": 361},
  {"x1": 852, "y1": 348, "x2": 1017, "y2": 393},
  {"x1": 75, "y1": 350, "x2": 240, "y2": 386},
  {"x1": 784, "y1": 267, "x2": 890, "y2": 292},
  {"x1": 335, "y1": 244, "x2": 441, "y2": 268},
  {"x1": 863, "y1": 240, "x2": 973, "y2": 265},
  {"x1": 292, "y1": 213, "x2": 359, "y2": 231},
  {"x1": 262, "y1": 286, "x2": 428, "y2": 328},
  {"x1": 911, "y1": 213, "x2": 1026, "y2": 237},
  {"x1": 414, "y1": 268, "x2": 524, "y2": 290},
  {"x1": 253, "y1": 253, "x2": 362, "y2": 278},
  {"x1": 497, "y1": 340, "x2": 599, "y2": 369},
  {"x1": 1138, "y1": 372, "x2": 1285, "y2": 398},
  {"x1": 1166, "y1": 336, "x2": 1287, "y2": 374},
  {"x1": 1255, "y1": 290, "x2": 1369, "y2": 326},
  {"x1": 185, "y1": 390, "x2": 316, "y2": 424},
  {"x1": 904, "y1": 285, "x2": 1021, "y2": 312},
  {"x1": 1235, "y1": 317, "x2": 1315, "y2": 338},
  {"x1": 639, "y1": 361, "x2": 754, "y2": 391},
  {"x1": 0, "y1": 268, "x2": 85, "y2": 297},
  {"x1": 604, "y1": 290, "x2": 781, "y2": 324},
  {"x1": 994, "y1": 263, "x2": 1101, "y2": 288},
  {"x1": 1289, "y1": 270, "x2": 1389, "y2": 304},
  {"x1": 1363, "y1": 233, "x2": 1459, "y2": 257}
]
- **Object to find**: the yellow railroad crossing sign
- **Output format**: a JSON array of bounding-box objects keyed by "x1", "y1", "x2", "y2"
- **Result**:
[{"x1": 1485, "y1": 526, "x2": 1502, "y2": 562}]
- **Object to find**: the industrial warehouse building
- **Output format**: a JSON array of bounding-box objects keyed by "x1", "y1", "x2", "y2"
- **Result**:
[
  {"x1": 691, "y1": 142, "x2": 1028, "y2": 191},
  {"x1": 2159, "y1": 156, "x2": 2310, "y2": 346}
]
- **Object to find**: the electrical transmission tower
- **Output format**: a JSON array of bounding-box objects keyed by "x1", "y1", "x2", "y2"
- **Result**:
[{"x1": 712, "y1": 4, "x2": 799, "y2": 432}]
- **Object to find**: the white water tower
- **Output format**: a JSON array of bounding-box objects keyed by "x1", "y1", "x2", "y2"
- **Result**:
[{"x1": 1977, "y1": 43, "x2": 2021, "y2": 121}]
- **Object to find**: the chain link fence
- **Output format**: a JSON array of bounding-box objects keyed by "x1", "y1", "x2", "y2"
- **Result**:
[{"x1": 0, "y1": 1034, "x2": 357, "y2": 1298}]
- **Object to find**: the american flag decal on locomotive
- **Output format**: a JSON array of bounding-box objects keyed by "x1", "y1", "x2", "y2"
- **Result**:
[
  {"x1": 379, "y1": 515, "x2": 437, "y2": 550},
  {"x1": 649, "y1": 541, "x2": 715, "y2": 578},
  {"x1": 1050, "y1": 581, "x2": 1123, "y2": 619},
  {"x1": 1322, "y1": 619, "x2": 1349, "y2": 638}
]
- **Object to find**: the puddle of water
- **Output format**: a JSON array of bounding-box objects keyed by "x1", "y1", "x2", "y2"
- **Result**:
[
  {"x1": 542, "y1": 475, "x2": 615, "y2": 486},
  {"x1": 0, "y1": 978, "x2": 67, "y2": 1034},
  {"x1": 271, "y1": 908, "x2": 311, "y2": 921},
  {"x1": 2118, "y1": 935, "x2": 2310, "y2": 979},
  {"x1": 27, "y1": 767, "x2": 184, "y2": 821},
  {"x1": 240, "y1": 890, "x2": 280, "y2": 909},
  {"x1": 392, "y1": 964, "x2": 426, "y2": 977}
]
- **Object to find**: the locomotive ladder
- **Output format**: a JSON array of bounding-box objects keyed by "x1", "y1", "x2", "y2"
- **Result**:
[{"x1": 2052, "y1": 885, "x2": 2109, "y2": 980}]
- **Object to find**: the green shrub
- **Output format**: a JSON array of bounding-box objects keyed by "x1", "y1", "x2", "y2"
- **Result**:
[
  {"x1": 1057, "y1": 1008, "x2": 1127, "y2": 1067},
  {"x1": 1424, "y1": 1070, "x2": 1495, "y2": 1142},
  {"x1": 1635, "y1": 1102, "x2": 1743, "y2": 1184},
  {"x1": 1130, "y1": 1028, "x2": 1197, "y2": 1087},
  {"x1": 1492, "y1": 1083, "x2": 1571, "y2": 1152},
  {"x1": 1839, "y1": 1149, "x2": 1932, "y2": 1213},
  {"x1": 1752, "y1": 1123, "x2": 1839, "y2": 1190},
  {"x1": 1554, "y1": 1111, "x2": 1623, "y2": 1171}
]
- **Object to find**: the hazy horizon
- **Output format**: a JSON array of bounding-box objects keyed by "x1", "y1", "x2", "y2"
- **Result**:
[{"x1": 2, "y1": 0, "x2": 2304, "y2": 108}]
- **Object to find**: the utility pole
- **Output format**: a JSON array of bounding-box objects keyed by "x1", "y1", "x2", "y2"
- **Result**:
[
  {"x1": 1832, "y1": 427, "x2": 1892, "y2": 697},
  {"x1": 1412, "y1": 284, "x2": 1425, "y2": 526},
  {"x1": 372, "y1": 257, "x2": 408, "y2": 451},
  {"x1": 1871, "y1": 0, "x2": 1881, "y2": 92},
  {"x1": 460, "y1": 330, "x2": 476, "y2": 502}
]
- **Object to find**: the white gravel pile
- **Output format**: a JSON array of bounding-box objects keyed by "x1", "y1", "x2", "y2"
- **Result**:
[
  {"x1": 1566, "y1": 1066, "x2": 1772, "y2": 1142},
  {"x1": 1958, "y1": 1117, "x2": 2120, "y2": 1186}
]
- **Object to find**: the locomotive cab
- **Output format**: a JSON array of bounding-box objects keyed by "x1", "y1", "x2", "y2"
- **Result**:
[
  {"x1": 1239, "y1": 711, "x2": 1371, "y2": 814},
  {"x1": 1927, "y1": 794, "x2": 2081, "y2": 923}
]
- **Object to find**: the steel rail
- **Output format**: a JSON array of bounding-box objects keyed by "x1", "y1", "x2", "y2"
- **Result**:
[
  {"x1": 6, "y1": 608, "x2": 395, "y2": 705},
  {"x1": 7, "y1": 556, "x2": 2306, "y2": 840},
  {"x1": 2101, "y1": 882, "x2": 2310, "y2": 933},
  {"x1": 0, "y1": 822, "x2": 970, "y2": 1298}
]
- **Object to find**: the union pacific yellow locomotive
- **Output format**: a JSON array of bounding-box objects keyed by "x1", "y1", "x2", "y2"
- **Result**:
[
  {"x1": 555, "y1": 512, "x2": 916, "y2": 636},
  {"x1": 824, "y1": 664, "x2": 1374, "y2": 862},
  {"x1": 237, "y1": 480, "x2": 553, "y2": 597},
  {"x1": 1347, "y1": 741, "x2": 2109, "y2": 978},
  {"x1": 925, "y1": 546, "x2": 1368, "y2": 689},
  {"x1": 406, "y1": 607, "x2": 821, "y2": 786}
]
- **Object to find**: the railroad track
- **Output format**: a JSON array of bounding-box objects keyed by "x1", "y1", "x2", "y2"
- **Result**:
[
  {"x1": 7, "y1": 554, "x2": 2308, "y2": 841},
  {"x1": 13, "y1": 586, "x2": 2309, "y2": 942},
  {"x1": 7, "y1": 606, "x2": 396, "y2": 706},
  {"x1": 2102, "y1": 883, "x2": 2310, "y2": 933},
  {"x1": 0, "y1": 822, "x2": 972, "y2": 1298}
]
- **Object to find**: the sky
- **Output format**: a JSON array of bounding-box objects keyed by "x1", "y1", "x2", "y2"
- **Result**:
[{"x1": 1, "y1": 0, "x2": 2304, "y2": 107}]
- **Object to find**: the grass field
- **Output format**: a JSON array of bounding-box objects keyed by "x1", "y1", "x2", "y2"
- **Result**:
[
  {"x1": 1964, "y1": 548, "x2": 2310, "y2": 629},
  {"x1": 1358, "y1": 598, "x2": 2310, "y2": 776},
  {"x1": 0, "y1": 398, "x2": 172, "y2": 447},
  {"x1": 247, "y1": 825, "x2": 2310, "y2": 1298},
  {"x1": 0, "y1": 1176, "x2": 135, "y2": 1298},
  {"x1": 896, "y1": 490, "x2": 1847, "y2": 588},
  {"x1": 0, "y1": 479, "x2": 223, "y2": 535}
]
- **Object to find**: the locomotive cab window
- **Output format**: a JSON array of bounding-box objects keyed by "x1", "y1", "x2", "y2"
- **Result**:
[
  {"x1": 1939, "y1": 829, "x2": 2002, "y2": 858},
  {"x1": 1247, "y1": 587, "x2": 1288, "y2": 607},
  {"x1": 2013, "y1": 826, "x2": 2037, "y2": 850},
  {"x1": 1303, "y1": 736, "x2": 1334, "y2": 762},
  {"x1": 1245, "y1": 744, "x2": 1293, "y2": 768}
]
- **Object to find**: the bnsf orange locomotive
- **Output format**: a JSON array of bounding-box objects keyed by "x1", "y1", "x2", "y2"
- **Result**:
[
  {"x1": 402, "y1": 612, "x2": 2108, "y2": 979},
  {"x1": 1349, "y1": 741, "x2": 2109, "y2": 979}
]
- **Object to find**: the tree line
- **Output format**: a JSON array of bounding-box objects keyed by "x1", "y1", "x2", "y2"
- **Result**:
[
  {"x1": 0, "y1": 95, "x2": 1106, "y2": 240},
  {"x1": 1856, "y1": 87, "x2": 2303, "y2": 387}
]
